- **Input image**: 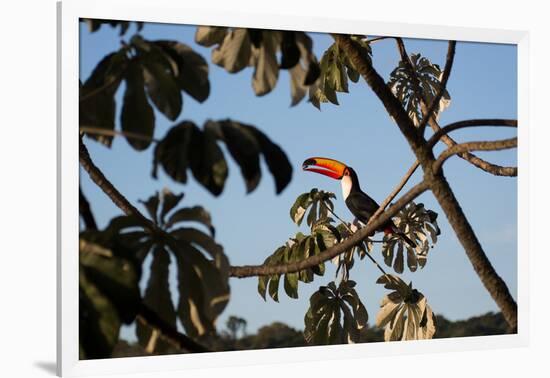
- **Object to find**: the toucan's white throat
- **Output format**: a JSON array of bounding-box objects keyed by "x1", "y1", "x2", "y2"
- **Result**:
[{"x1": 341, "y1": 176, "x2": 352, "y2": 200}]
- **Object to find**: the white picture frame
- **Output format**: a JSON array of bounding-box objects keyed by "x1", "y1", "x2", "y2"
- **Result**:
[{"x1": 58, "y1": 0, "x2": 529, "y2": 376}]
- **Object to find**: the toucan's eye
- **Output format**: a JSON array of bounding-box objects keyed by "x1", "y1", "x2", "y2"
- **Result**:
[{"x1": 344, "y1": 168, "x2": 349, "y2": 176}]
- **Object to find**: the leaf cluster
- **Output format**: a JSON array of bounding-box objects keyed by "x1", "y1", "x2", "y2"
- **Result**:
[
  {"x1": 304, "y1": 280, "x2": 368, "y2": 344},
  {"x1": 388, "y1": 53, "x2": 451, "y2": 126},
  {"x1": 81, "y1": 18, "x2": 144, "y2": 36},
  {"x1": 375, "y1": 275, "x2": 436, "y2": 341},
  {"x1": 195, "y1": 27, "x2": 321, "y2": 105},
  {"x1": 79, "y1": 189, "x2": 229, "y2": 357},
  {"x1": 382, "y1": 202, "x2": 440, "y2": 273},
  {"x1": 80, "y1": 35, "x2": 210, "y2": 149},
  {"x1": 310, "y1": 36, "x2": 372, "y2": 109},
  {"x1": 152, "y1": 119, "x2": 292, "y2": 196}
]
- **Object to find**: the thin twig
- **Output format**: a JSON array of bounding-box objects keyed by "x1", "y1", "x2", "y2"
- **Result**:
[
  {"x1": 427, "y1": 119, "x2": 518, "y2": 148},
  {"x1": 369, "y1": 161, "x2": 420, "y2": 223},
  {"x1": 326, "y1": 207, "x2": 388, "y2": 276},
  {"x1": 433, "y1": 137, "x2": 517, "y2": 174},
  {"x1": 137, "y1": 304, "x2": 210, "y2": 353},
  {"x1": 81, "y1": 126, "x2": 160, "y2": 144},
  {"x1": 418, "y1": 41, "x2": 456, "y2": 136},
  {"x1": 366, "y1": 36, "x2": 393, "y2": 44},
  {"x1": 393, "y1": 38, "x2": 516, "y2": 176},
  {"x1": 79, "y1": 186, "x2": 98, "y2": 230}
]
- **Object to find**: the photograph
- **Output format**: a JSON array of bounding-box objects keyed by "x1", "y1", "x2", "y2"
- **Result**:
[{"x1": 78, "y1": 18, "x2": 518, "y2": 360}]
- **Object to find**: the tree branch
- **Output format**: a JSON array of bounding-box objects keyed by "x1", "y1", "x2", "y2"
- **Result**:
[
  {"x1": 79, "y1": 186, "x2": 98, "y2": 230},
  {"x1": 81, "y1": 126, "x2": 160, "y2": 144},
  {"x1": 80, "y1": 138, "x2": 212, "y2": 352},
  {"x1": 338, "y1": 35, "x2": 518, "y2": 331},
  {"x1": 369, "y1": 160, "x2": 420, "y2": 222},
  {"x1": 79, "y1": 137, "x2": 157, "y2": 231},
  {"x1": 333, "y1": 34, "x2": 429, "y2": 160},
  {"x1": 429, "y1": 177, "x2": 518, "y2": 332},
  {"x1": 427, "y1": 119, "x2": 518, "y2": 148},
  {"x1": 137, "y1": 303, "x2": 210, "y2": 353},
  {"x1": 433, "y1": 137, "x2": 517, "y2": 173},
  {"x1": 394, "y1": 39, "x2": 517, "y2": 177},
  {"x1": 228, "y1": 181, "x2": 429, "y2": 278},
  {"x1": 418, "y1": 41, "x2": 456, "y2": 135}
]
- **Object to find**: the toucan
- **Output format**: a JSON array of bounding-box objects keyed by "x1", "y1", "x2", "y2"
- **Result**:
[{"x1": 302, "y1": 157, "x2": 415, "y2": 248}]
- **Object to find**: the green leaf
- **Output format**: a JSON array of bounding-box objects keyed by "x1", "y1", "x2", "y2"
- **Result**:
[
  {"x1": 268, "y1": 274, "x2": 281, "y2": 302},
  {"x1": 80, "y1": 51, "x2": 127, "y2": 147},
  {"x1": 159, "y1": 190, "x2": 184, "y2": 225},
  {"x1": 142, "y1": 60, "x2": 182, "y2": 121},
  {"x1": 388, "y1": 53, "x2": 451, "y2": 127},
  {"x1": 79, "y1": 267, "x2": 121, "y2": 359},
  {"x1": 376, "y1": 277, "x2": 436, "y2": 341},
  {"x1": 79, "y1": 239, "x2": 141, "y2": 324},
  {"x1": 140, "y1": 247, "x2": 176, "y2": 328},
  {"x1": 208, "y1": 120, "x2": 261, "y2": 193},
  {"x1": 195, "y1": 26, "x2": 229, "y2": 47},
  {"x1": 251, "y1": 31, "x2": 280, "y2": 96},
  {"x1": 241, "y1": 124, "x2": 292, "y2": 194},
  {"x1": 211, "y1": 28, "x2": 252, "y2": 73},
  {"x1": 155, "y1": 40, "x2": 211, "y2": 103},
  {"x1": 171, "y1": 239, "x2": 229, "y2": 338},
  {"x1": 152, "y1": 121, "x2": 194, "y2": 182},
  {"x1": 120, "y1": 60, "x2": 155, "y2": 150},
  {"x1": 139, "y1": 192, "x2": 160, "y2": 224},
  {"x1": 188, "y1": 123, "x2": 228, "y2": 196},
  {"x1": 304, "y1": 281, "x2": 365, "y2": 345},
  {"x1": 166, "y1": 206, "x2": 215, "y2": 236}
]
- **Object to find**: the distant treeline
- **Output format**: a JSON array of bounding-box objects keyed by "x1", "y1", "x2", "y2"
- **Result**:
[{"x1": 112, "y1": 311, "x2": 509, "y2": 357}]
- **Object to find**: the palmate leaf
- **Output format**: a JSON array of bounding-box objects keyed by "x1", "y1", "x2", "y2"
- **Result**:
[
  {"x1": 195, "y1": 27, "x2": 320, "y2": 104},
  {"x1": 79, "y1": 235, "x2": 141, "y2": 359},
  {"x1": 381, "y1": 202, "x2": 440, "y2": 272},
  {"x1": 81, "y1": 18, "x2": 144, "y2": 36},
  {"x1": 85, "y1": 190, "x2": 229, "y2": 347},
  {"x1": 80, "y1": 51, "x2": 128, "y2": 147},
  {"x1": 304, "y1": 280, "x2": 368, "y2": 345},
  {"x1": 81, "y1": 35, "x2": 212, "y2": 150},
  {"x1": 375, "y1": 274, "x2": 436, "y2": 341},
  {"x1": 256, "y1": 225, "x2": 347, "y2": 301},
  {"x1": 388, "y1": 53, "x2": 451, "y2": 127},
  {"x1": 152, "y1": 119, "x2": 292, "y2": 196},
  {"x1": 121, "y1": 60, "x2": 155, "y2": 150},
  {"x1": 136, "y1": 247, "x2": 177, "y2": 354},
  {"x1": 309, "y1": 36, "x2": 372, "y2": 110},
  {"x1": 289, "y1": 189, "x2": 336, "y2": 226}
]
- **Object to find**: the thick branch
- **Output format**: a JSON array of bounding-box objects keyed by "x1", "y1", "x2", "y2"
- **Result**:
[
  {"x1": 395, "y1": 39, "x2": 516, "y2": 176},
  {"x1": 228, "y1": 181, "x2": 429, "y2": 278},
  {"x1": 340, "y1": 36, "x2": 518, "y2": 330},
  {"x1": 433, "y1": 137, "x2": 517, "y2": 173},
  {"x1": 333, "y1": 34, "x2": 428, "y2": 159},
  {"x1": 429, "y1": 177, "x2": 518, "y2": 332}
]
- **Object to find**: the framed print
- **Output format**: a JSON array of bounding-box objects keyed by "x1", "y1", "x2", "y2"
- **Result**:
[{"x1": 58, "y1": 0, "x2": 528, "y2": 376}]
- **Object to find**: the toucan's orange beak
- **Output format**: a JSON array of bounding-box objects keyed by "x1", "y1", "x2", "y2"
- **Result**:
[{"x1": 302, "y1": 157, "x2": 347, "y2": 180}]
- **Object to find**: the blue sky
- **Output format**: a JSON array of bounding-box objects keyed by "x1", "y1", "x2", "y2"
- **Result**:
[{"x1": 79, "y1": 22, "x2": 517, "y2": 338}]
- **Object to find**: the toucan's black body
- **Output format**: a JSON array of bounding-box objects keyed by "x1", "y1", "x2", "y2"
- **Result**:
[
  {"x1": 302, "y1": 157, "x2": 416, "y2": 247},
  {"x1": 344, "y1": 168, "x2": 382, "y2": 226}
]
